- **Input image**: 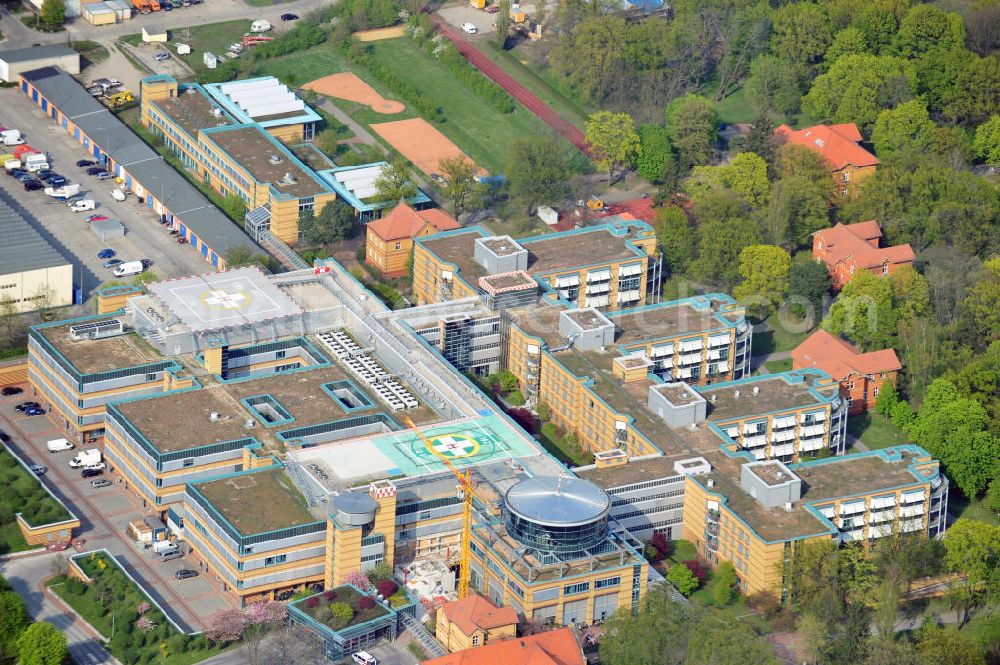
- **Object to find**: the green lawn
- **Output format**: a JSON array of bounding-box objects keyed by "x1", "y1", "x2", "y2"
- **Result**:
[
  {"x1": 482, "y1": 213, "x2": 551, "y2": 238},
  {"x1": 49, "y1": 553, "x2": 228, "y2": 664},
  {"x1": 846, "y1": 412, "x2": 909, "y2": 451},
  {"x1": 666, "y1": 539, "x2": 696, "y2": 566},
  {"x1": 751, "y1": 318, "x2": 813, "y2": 356},
  {"x1": 715, "y1": 87, "x2": 756, "y2": 126},
  {"x1": 481, "y1": 42, "x2": 591, "y2": 129},
  {"x1": 764, "y1": 358, "x2": 793, "y2": 373},
  {"x1": 0, "y1": 446, "x2": 72, "y2": 554},
  {"x1": 172, "y1": 20, "x2": 254, "y2": 76},
  {"x1": 948, "y1": 492, "x2": 999, "y2": 527},
  {"x1": 364, "y1": 38, "x2": 563, "y2": 173},
  {"x1": 538, "y1": 426, "x2": 593, "y2": 467}
]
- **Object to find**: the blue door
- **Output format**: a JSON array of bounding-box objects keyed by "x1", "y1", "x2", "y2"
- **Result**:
[
  {"x1": 201, "y1": 242, "x2": 209, "y2": 257},
  {"x1": 51, "y1": 107, "x2": 57, "y2": 119},
  {"x1": 211, "y1": 252, "x2": 219, "y2": 268},
  {"x1": 61, "y1": 117, "x2": 68, "y2": 128},
  {"x1": 32, "y1": 89, "x2": 38, "y2": 102},
  {"x1": 41, "y1": 98, "x2": 47, "y2": 111},
  {"x1": 93, "y1": 145, "x2": 100, "y2": 158},
  {"x1": 125, "y1": 175, "x2": 133, "y2": 189},
  {"x1": 21, "y1": 80, "x2": 27, "y2": 93},
  {"x1": 147, "y1": 196, "x2": 153, "y2": 208}
]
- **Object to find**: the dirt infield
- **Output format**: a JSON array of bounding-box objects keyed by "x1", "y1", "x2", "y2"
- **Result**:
[
  {"x1": 303, "y1": 73, "x2": 406, "y2": 114},
  {"x1": 371, "y1": 118, "x2": 484, "y2": 176},
  {"x1": 354, "y1": 26, "x2": 407, "y2": 41}
]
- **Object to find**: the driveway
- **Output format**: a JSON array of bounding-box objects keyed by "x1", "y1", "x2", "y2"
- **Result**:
[
  {"x1": 0, "y1": 385, "x2": 240, "y2": 633},
  {"x1": 0, "y1": 86, "x2": 216, "y2": 299},
  {"x1": 0, "y1": 551, "x2": 117, "y2": 665}
]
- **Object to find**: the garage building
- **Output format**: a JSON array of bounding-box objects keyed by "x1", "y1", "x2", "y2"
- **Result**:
[
  {"x1": 0, "y1": 45, "x2": 80, "y2": 83},
  {"x1": 18, "y1": 66, "x2": 267, "y2": 270},
  {"x1": 0, "y1": 198, "x2": 74, "y2": 313}
]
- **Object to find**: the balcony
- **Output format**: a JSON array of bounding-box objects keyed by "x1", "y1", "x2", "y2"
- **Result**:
[
  {"x1": 706, "y1": 510, "x2": 720, "y2": 524},
  {"x1": 705, "y1": 522, "x2": 720, "y2": 537}
]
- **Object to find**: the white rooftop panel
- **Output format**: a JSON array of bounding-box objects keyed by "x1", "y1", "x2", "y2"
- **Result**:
[
  {"x1": 353, "y1": 185, "x2": 379, "y2": 199},
  {"x1": 335, "y1": 165, "x2": 383, "y2": 184},
  {"x1": 250, "y1": 100, "x2": 304, "y2": 117}
]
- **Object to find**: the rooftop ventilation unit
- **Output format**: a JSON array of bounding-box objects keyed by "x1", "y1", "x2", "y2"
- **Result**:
[
  {"x1": 268, "y1": 154, "x2": 282, "y2": 165},
  {"x1": 280, "y1": 171, "x2": 297, "y2": 185},
  {"x1": 211, "y1": 108, "x2": 222, "y2": 117},
  {"x1": 69, "y1": 319, "x2": 125, "y2": 342}
]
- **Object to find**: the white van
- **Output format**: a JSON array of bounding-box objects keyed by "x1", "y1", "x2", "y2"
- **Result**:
[
  {"x1": 70, "y1": 199, "x2": 96, "y2": 212},
  {"x1": 47, "y1": 438, "x2": 74, "y2": 452},
  {"x1": 113, "y1": 261, "x2": 145, "y2": 278},
  {"x1": 352, "y1": 652, "x2": 377, "y2": 665}
]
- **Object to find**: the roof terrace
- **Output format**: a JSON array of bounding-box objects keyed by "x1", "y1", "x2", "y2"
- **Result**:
[
  {"x1": 37, "y1": 321, "x2": 163, "y2": 375},
  {"x1": 207, "y1": 126, "x2": 327, "y2": 199},
  {"x1": 193, "y1": 467, "x2": 318, "y2": 536}
]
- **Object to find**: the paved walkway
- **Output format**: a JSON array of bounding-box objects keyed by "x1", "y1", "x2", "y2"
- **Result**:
[
  {"x1": 0, "y1": 552, "x2": 118, "y2": 665},
  {"x1": 428, "y1": 15, "x2": 588, "y2": 155}
]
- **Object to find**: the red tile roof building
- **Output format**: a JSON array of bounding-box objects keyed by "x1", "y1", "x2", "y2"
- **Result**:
[
  {"x1": 423, "y1": 628, "x2": 585, "y2": 665},
  {"x1": 435, "y1": 595, "x2": 519, "y2": 652},
  {"x1": 365, "y1": 203, "x2": 461, "y2": 278},
  {"x1": 813, "y1": 221, "x2": 915, "y2": 289},
  {"x1": 775, "y1": 123, "x2": 879, "y2": 199},
  {"x1": 791, "y1": 329, "x2": 901, "y2": 415}
]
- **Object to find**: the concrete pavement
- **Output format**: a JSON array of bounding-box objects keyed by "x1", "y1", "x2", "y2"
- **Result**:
[{"x1": 0, "y1": 552, "x2": 118, "y2": 665}]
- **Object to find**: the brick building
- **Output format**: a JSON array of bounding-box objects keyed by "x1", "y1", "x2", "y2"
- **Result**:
[
  {"x1": 775, "y1": 123, "x2": 879, "y2": 199},
  {"x1": 813, "y1": 221, "x2": 915, "y2": 290},
  {"x1": 365, "y1": 203, "x2": 460, "y2": 279}
]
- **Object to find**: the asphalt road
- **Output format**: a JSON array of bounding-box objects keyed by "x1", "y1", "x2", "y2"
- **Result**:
[
  {"x1": 0, "y1": 552, "x2": 117, "y2": 665},
  {"x1": 0, "y1": 85, "x2": 214, "y2": 299}
]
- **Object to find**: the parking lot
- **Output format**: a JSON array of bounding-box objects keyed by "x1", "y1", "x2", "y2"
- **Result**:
[
  {"x1": 0, "y1": 86, "x2": 218, "y2": 301},
  {"x1": 0, "y1": 383, "x2": 239, "y2": 632}
]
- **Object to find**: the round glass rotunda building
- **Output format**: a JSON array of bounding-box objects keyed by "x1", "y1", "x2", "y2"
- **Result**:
[{"x1": 502, "y1": 475, "x2": 611, "y2": 554}]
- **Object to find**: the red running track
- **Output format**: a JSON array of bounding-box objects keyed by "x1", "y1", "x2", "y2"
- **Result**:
[{"x1": 430, "y1": 16, "x2": 590, "y2": 155}]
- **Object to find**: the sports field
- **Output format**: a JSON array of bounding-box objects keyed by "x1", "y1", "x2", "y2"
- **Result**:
[
  {"x1": 304, "y1": 72, "x2": 406, "y2": 114},
  {"x1": 371, "y1": 118, "x2": 483, "y2": 176}
]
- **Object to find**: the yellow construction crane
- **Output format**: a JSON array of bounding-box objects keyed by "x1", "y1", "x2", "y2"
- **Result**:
[{"x1": 404, "y1": 417, "x2": 473, "y2": 600}]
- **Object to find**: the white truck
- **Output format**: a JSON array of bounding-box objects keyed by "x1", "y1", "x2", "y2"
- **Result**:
[
  {"x1": 45, "y1": 183, "x2": 80, "y2": 200},
  {"x1": 250, "y1": 19, "x2": 271, "y2": 32},
  {"x1": 69, "y1": 199, "x2": 96, "y2": 212},
  {"x1": 113, "y1": 260, "x2": 145, "y2": 277},
  {"x1": 47, "y1": 438, "x2": 75, "y2": 452},
  {"x1": 24, "y1": 153, "x2": 49, "y2": 172},
  {"x1": 69, "y1": 448, "x2": 102, "y2": 468},
  {"x1": 4, "y1": 159, "x2": 21, "y2": 171},
  {"x1": 111, "y1": 188, "x2": 127, "y2": 202},
  {"x1": 1, "y1": 129, "x2": 24, "y2": 146}
]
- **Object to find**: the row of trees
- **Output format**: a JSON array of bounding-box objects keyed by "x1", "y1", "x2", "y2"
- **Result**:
[{"x1": 0, "y1": 575, "x2": 67, "y2": 665}]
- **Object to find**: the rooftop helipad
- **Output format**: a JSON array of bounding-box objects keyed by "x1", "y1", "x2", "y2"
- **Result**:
[{"x1": 146, "y1": 267, "x2": 302, "y2": 333}]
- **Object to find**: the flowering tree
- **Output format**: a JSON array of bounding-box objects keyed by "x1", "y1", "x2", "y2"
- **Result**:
[
  {"x1": 344, "y1": 571, "x2": 371, "y2": 591},
  {"x1": 135, "y1": 616, "x2": 153, "y2": 633},
  {"x1": 375, "y1": 580, "x2": 398, "y2": 598},
  {"x1": 243, "y1": 602, "x2": 287, "y2": 665},
  {"x1": 358, "y1": 595, "x2": 376, "y2": 611},
  {"x1": 136, "y1": 602, "x2": 150, "y2": 616},
  {"x1": 206, "y1": 609, "x2": 246, "y2": 643}
]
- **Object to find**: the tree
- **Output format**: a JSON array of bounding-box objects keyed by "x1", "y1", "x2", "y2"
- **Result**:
[
  {"x1": 506, "y1": 137, "x2": 571, "y2": 215},
  {"x1": 733, "y1": 245, "x2": 791, "y2": 316},
  {"x1": 822, "y1": 269, "x2": 896, "y2": 350},
  {"x1": 943, "y1": 519, "x2": 1000, "y2": 628},
  {"x1": 802, "y1": 54, "x2": 916, "y2": 131},
  {"x1": 223, "y1": 245, "x2": 272, "y2": 272},
  {"x1": 16, "y1": 622, "x2": 67, "y2": 665},
  {"x1": 0, "y1": 591, "x2": 28, "y2": 660},
  {"x1": 665, "y1": 94, "x2": 719, "y2": 170},
  {"x1": 712, "y1": 561, "x2": 738, "y2": 606},
  {"x1": 787, "y1": 252, "x2": 832, "y2": 320},
  {"x1": 599, "y1": 587, "x2": 698, "y2": 665},
  {"x1": 313, "y1": 128, "x2": 342, "y2": 156},
  {"x1": 655, "y1": 206, "x2": 695, "y2": 276},
  {"x1": 221, "y1": 194, "x2": 247, "y2": 223},
  {"x1": 636, "y1": 124, "x2": 674, "y2": 184},
  {"x1": 892, "y1": 5, "x2": 964, "y2": 58},
  {"x1": 690, "y1": 216, "x2": 761, "y2": 287},
  {"x1": 766, "y1": 176, "x2": 829, "y2": 246},
  {"x1": 373, "y1": 159, "x2": 416, "y2": 203},
  {"x1": 777, "y1": 143, "x2": 834, "y2": 195},
  {"x1": 770, "y1": 2, "x2": 833, "y2": 75},
  {"x1": 666, "y1": 563, "x2": 699, "y2": 597},
  {"x1": 853, "y1": 6, "x2": 896, "y2": 54},
  {"x1": 941, "y1": 55, "x2": 1000, "y2": 125},
  {"x1": 888, "y1": 265, "x2": 930, "y2": 322},
  {"x1": 974, "y1": 115, "x2": 1000, "y2": 167},
  {"x1": 915, "y1": 622, "x2": 986, "y2": 665},
  {"x1": 438, "y1": 156, "x2": 484, "y2": 215},
  {"x1": 962, "y1": 258, "x2": 1000, "y2": 346},
  {"x1": 495, "y1": 0, "x2": 512, "y2": 48},
  {"x1": 243, "y1": 601, "x2": 287, "y2": 665},
  {"x1": 687, "y1": 152, "x2": 770, "y2": 208},
  {"x1": 329, "y1": 602, "x2": 354, "y2": 628},
  {"x1": 206, "y1": 609, "x2": 246, "y2": 642},
  {"x1": 745, "y1": 55, "x2": 802, "y2": 116},
  {"x1": 824, "y1": 27, "x2": 870, "y2": 64},
  {"x1": 872, "y1": 100, "x2": 937, "y2": 160},
  {"x1": 39, "y1": 0, "x2": 65, "y2": 26},
  {"x1": 585, "y1": 111, "x2": 641, "y2": 182},
  {"x1": 685, "y1": 614, "x2": 778, "y2": 664},
  {"x1": 985, "y1": 473, "x2": 1000, "y2": 517}
]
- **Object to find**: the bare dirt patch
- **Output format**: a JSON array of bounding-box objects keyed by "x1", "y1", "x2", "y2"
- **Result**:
[
  {"x1": 370, "y1": 117, "x2": 483, "y2": 176},
  {"x1": 303, "y1": 72, "x2": 406, "y2": 114}
]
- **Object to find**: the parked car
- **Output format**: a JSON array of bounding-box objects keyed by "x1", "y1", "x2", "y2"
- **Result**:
[
  {"x1": 6, "y1": 168, "x2": 27, "y2": 178},
  {"x1": 86, "y1": 214, "x2": 108, "y2": 222},
  {"x1": 76, "y1": 159, "x2": 96, "y2": 167},
  {"x1": 15, "y1": 401, "x2": 41, "y2": 412},
  {"x1": 90, "y1": 478, "x2": 112, "y2": 488},
  {"x1": 86, "y1": 166, "x2": 105, "y2": 176},
  {"x1": 29, "y1": 465, "x2": 47, "y2": 475},
  {"x1": 44, "y1": 175, "x2": 67, "y2": 186},
  {"x1": 162, "y1": 2, "x2": 172, "y2": 9},
  {"x1": 24, "y1": 407, "x2": 46, "y2": 416},
  {"x1": 174, "y1": 569, "x2": 199, "y2": 580},
  {"x1": 159, "y1": 551, "x2": 184, "y2": 561},
  {"x1": 155, "y1": 52, "x2": 170, "y2": 61},
  {"x1": 280, "y1": 12, "x2": 298, "y2": 20},
  {"x1": 96, "y1": 172, "x2": 114, "y2": 180},
  {"x1": 1, "y1": 386, "x2": 23, "y2": 396},
  {"x1": 102, "y1": 258, "x2": 123, "y2": 269},
  {"x1": 0, "y1": 430, "x2": 9, "y2": 443},
  {"x1": 98, "y1": 248, "x2": 116, "y2": 259},
  {"x1": 352, "y1": 652, "x2": 378, "y2": 665},
  {"x1": 461, "y1": 22, "x2": 477, "y2": 33},
  {"x1": 15, "y1": 173, "x2": 35, "y2": 183},
  {"x1": 81, "y1": 468, "x2": 103, "y2": 479},
  {"x1": 24, "y1": 180, "x2": 43, "y2": 191}
]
